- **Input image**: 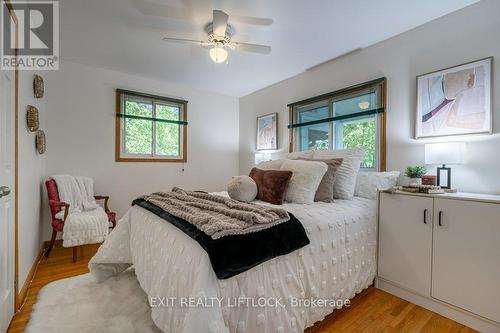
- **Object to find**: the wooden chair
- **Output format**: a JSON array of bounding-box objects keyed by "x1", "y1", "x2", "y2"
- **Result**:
[{"x1": 45, "y1": 179, "x2": 116, "y2": 262}]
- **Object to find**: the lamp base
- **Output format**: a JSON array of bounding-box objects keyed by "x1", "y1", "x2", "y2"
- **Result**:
[{"x1": 437, "y1": 164, "x2": 451, "y2": 189}]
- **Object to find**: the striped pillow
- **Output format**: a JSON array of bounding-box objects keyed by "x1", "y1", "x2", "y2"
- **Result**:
[{"x1": 312, "y1": 148, "x2": 366, "y2": 199}]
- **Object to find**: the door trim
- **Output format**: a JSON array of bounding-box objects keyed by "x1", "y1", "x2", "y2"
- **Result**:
[{"x1": 4, "y1": 0, "x2": 20, "y2": 311}]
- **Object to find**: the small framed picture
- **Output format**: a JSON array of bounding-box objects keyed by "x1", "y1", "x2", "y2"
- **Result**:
[
  {"x1": 256, "y1": 113, "x2": 278, "y2": 150},
  {"x1": 416, "y1": 57, "x2": 492, "y2": 138}
]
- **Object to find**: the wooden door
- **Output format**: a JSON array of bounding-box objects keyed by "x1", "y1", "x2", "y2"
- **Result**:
[{"x1": 0, "y1": 2, "x2": 17, "y2": 331}]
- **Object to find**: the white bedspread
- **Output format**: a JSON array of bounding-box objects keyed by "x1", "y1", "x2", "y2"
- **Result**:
[{"x1": 89, "y1": 194, "x2": 377, "y2": 333}]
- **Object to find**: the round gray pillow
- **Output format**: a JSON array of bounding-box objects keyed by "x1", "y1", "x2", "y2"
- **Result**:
[{"x1": 227, "y1": 175, "x2": 258, "y2": 202}]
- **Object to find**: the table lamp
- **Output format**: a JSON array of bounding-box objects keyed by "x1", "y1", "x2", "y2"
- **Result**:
[{"x1": 424, "y1": 142, "x2": 465, "y2": 189}]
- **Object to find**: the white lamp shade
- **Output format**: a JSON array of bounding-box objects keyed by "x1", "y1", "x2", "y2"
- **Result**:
[
  {"x1": 425, "y1": 142, "x2": 465, "y2": 165},
  {"x1": 209, "y1": 47, "x2": 228, "y2": 63}
]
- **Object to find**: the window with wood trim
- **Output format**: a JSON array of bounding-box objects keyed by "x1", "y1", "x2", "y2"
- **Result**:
[
  {"x1": 115, "y1": 89, "x2": 187, "y2": 162},
  {"x1": 288, "y1": 78, "x2": 387, "y2": 170}
]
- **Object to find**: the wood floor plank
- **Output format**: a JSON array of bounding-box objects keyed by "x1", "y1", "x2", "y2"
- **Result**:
[{"x1": 7, "y1": 243, "x2": 478, "y2": 333}]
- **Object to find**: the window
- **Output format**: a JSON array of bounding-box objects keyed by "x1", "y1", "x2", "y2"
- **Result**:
[
  {"x1": 115, "y1": 89, "x2": 187, "y2": 162},
  {"x1": 288, "y1": 78, "x2": 386, "y2": 170}
]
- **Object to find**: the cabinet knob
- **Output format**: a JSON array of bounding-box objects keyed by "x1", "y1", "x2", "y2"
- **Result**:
[
  {"x1": 423, "y1": 209, "x2": 428, "y2": 224},
  {"x1": 438, "y1": 211, "x2": 443, "y2": 226}
]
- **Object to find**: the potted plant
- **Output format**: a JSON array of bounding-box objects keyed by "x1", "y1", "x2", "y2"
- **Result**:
[{"x1": 405, "y1": 165, "x2": 427, "y2": 185}]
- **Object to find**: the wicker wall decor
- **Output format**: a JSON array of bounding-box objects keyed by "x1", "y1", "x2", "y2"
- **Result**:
[
  {"x1": 33, "y1": 74, "x2": 44, "y2": 98},
  {"x1": 26, "y1": 105, "x2": 39, "y2": 132},
  {"x1": 36, "y1": 130, "x2": 46, "y2": 154}
]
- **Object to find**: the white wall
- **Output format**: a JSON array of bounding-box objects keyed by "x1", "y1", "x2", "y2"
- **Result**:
[
  {"x1": 239, "y1": 0, "x2": 500, "y2": 195},
  {"x1": 18, "y1": 71, "x2": 46, "y2": 287},
  {"x1": 43, "y1": 61, "x2": 239, "y2": 240}
]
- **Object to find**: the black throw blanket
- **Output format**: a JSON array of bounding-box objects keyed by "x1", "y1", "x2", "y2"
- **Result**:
[{"x1": 132, "y1": 198, "x2": 310, "y2": 279}]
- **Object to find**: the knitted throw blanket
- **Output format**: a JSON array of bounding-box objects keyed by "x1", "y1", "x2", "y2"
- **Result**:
[{"x1": 139, "y1": 187, "x2": 290, "y2": 239}]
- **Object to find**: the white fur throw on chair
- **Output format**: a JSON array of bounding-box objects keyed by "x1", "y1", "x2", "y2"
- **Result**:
[{"x1": 52, "y1": 175, "x2": 109, "y2": 247}]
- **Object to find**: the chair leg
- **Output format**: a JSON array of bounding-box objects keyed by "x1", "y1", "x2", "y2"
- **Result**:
[
  {"x1": 45, "y1": 230, "x2": 57, "y2": 258},
  {"x1": 72, "y1": 246, "x2": 77, "y2": 263}
]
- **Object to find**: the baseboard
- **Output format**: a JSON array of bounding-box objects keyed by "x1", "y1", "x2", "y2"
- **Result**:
[
  {"x1": 376, "y1": 277, "x2": 500, "y2": 333},
  {"x1": 16, "y1": 243, "x2": 45, "y2": 311},
  {"x1": 43, "y1": 239, "x2": 61, "y2": 248}
]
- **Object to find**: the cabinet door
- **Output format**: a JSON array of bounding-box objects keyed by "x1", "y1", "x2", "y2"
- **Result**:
[
  {"x1": 432, "y1": 198, "x2": 500, "y2": 323},
  {"x1": 378, "y1": 193, "x2": 433, "y2": 296}
]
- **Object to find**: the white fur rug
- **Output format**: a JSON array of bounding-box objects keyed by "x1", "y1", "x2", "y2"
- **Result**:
[{"x1": 25, "y1": 269, "x2": 161, "y2": 333}]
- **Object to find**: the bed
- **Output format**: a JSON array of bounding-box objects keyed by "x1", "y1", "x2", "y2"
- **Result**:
[{"x1": 89, "y1": 193, "x2": 377, "y2": 333}]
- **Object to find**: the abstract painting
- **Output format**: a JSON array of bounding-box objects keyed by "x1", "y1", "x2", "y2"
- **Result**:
[
  {"x1": 256, "y1": 113, "x2": 278, "y2": 150},
  {"x1": 416, "y1": 57, "x2": 492, "y2": 138}
]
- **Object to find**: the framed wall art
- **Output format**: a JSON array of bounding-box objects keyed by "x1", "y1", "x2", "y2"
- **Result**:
[
  {"x1": 416, "y1": 57, "x2": 492, "y2": 138},
  {"x1": 256, "y1": 113, "x2": 278, "y2": 150}
]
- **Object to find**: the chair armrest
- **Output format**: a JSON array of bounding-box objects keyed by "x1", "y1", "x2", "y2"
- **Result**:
[
  {"x1": 48, "y1": 200, "x2": 68, "y2": 207},
  {"x1": 94, "y1": 195, "x2": 110, "y2": 212},
  {"x1": 48, "y1": 200, "x2": 70, "y2": 221}
]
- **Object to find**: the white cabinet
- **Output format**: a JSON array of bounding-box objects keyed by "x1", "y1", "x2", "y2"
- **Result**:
[
  {"x1": 432, "y1": 198, "x2": 500, "y2": 324},
  {"x1": 378, "y1": 192, "x2": 500, "y2": 330},
  {"x1": 378, "y1": 193, "x2": 433, "y2": 296}
]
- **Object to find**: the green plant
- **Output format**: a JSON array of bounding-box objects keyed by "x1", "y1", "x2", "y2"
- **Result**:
[{"x1": 405, "y1": 165, "x2": 427, "y2": 178}]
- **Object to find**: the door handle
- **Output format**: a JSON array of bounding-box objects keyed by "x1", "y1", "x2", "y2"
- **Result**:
[
  {"x1": 423, "y1": 209, "x2": 428, "y2": 224},
  {"x1": 438, "y1": 211, "x2": 443, "y2": 226},
  {"x1": 0, "y1": 186, "x2": 11, "y2": 198}
]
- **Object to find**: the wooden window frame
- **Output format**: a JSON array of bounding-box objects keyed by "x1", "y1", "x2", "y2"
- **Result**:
[
  {"x1": 288, "y1": 78, "x2": 387, "y2": 171},
  {"x1": 115, "y1": 89, "x2": 188, "y2": 162}
]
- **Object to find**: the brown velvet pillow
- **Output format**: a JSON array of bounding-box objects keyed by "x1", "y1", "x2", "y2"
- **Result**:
[
  {"x1": 297, "y1": 157, "x2": 343, "y2": 202},
  {"x1": 249, "y1": 167, "x2": 293, "y2": 205}
]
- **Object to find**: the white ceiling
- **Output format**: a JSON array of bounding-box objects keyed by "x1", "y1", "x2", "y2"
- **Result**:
[{"x1": 60, "y1": 0, "x2": 479, "y2": 97}]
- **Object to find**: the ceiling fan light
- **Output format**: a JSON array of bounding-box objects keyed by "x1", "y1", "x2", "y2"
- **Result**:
[
  {"x1": 209, "y1": 46, "x2": 228, "y2": 63},
  {"x1": 358, "y1": 101, "x2": 370, "y2": 110}
]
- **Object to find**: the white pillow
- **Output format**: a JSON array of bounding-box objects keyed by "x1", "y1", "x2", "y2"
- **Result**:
[
  {"x1": 312, "y1": 148, "x2": 366, "y2": 199},
  {"x1": 280, "y1": 159, "x2": 328, "y2": 204},
  {"x1": 256, "y1": 159, "x2": 285, "y2": 170},
  {"x1": 355, "y1": 171, "x2": 400, "y2": 200},
  {"x1": 284, "y1": 150, "x2": 314, "y2": 160},
  {"x1": 227, "y1": 176, "x2": 258, "y2": 202}
]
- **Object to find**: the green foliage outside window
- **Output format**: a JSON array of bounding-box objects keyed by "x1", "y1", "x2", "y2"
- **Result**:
[
  {"x1": 155, "y1": 104, "x2": 180, "y2": 156},
  {"x1": 124, "y1": 100, "x2": 153, "y2": 154},
  {"x1": 342, "y1": 119, "x2": 376, "y2": 168},
  {"x1": 124, "y1": 100, "x2": 181, "y2": 156}
]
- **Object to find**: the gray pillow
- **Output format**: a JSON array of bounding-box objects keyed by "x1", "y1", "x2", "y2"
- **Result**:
[
  {"x1": 227, "y1": 175, "x2": 258, "y2": 202},
  {"x1": 298, "y1": 157, "x2": 344, "y2": 202}
]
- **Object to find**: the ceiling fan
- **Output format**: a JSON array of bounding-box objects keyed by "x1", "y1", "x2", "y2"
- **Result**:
[{"x1": 162, "y1": 9, "x2": 272, "y2": 64}]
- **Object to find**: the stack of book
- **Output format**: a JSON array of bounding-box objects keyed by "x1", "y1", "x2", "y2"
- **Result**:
[{"x1": 401, "y1": 184, "x2": 445, "y2": 194}]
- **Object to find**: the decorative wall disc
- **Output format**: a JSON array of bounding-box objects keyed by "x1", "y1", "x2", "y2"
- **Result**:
[
  {"x1": 27, "y1": 105, "x2": 39, "y2": 132},
  {"x1": 36, "y1": 130, "x2": 46, "y2": 154},
  {"x1": 33, "y1": 74, "x2": 44, "y2": 98}
]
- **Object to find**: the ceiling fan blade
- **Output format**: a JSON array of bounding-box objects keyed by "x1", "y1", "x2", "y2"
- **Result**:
[
  {"x1": 230, "y1": 15, "x2": 273, "y2": 26},
  {"x1": 162, "y1": 37, "x2": 211, "y2": 47},
  {"x1": 231, "y1": 42, "x2": 271, "y2": 54},
  {"x1": 212, "y1": 10, "x2": 228, "y2": 36},
  {"x1": 133, "y1": 0, "x2": 192, "y2": 20}
]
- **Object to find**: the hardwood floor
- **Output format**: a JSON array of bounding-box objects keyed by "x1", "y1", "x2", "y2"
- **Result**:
[
  {"x1": 7, "y1": 242, "x2": 100, "y2": 333},
  {"x1": 7, "y1": 242, "x2": 477, "y2": 333}
]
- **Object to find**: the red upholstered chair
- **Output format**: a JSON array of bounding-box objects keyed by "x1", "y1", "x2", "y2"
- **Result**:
[{"x1": 45, "y1": 179, "x2": 116, "y2": 262}]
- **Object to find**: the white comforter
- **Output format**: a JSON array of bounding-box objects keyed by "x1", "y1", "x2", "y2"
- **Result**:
[{"x1": 89, "y1": 194, "x2": 377, "y2": 333}]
